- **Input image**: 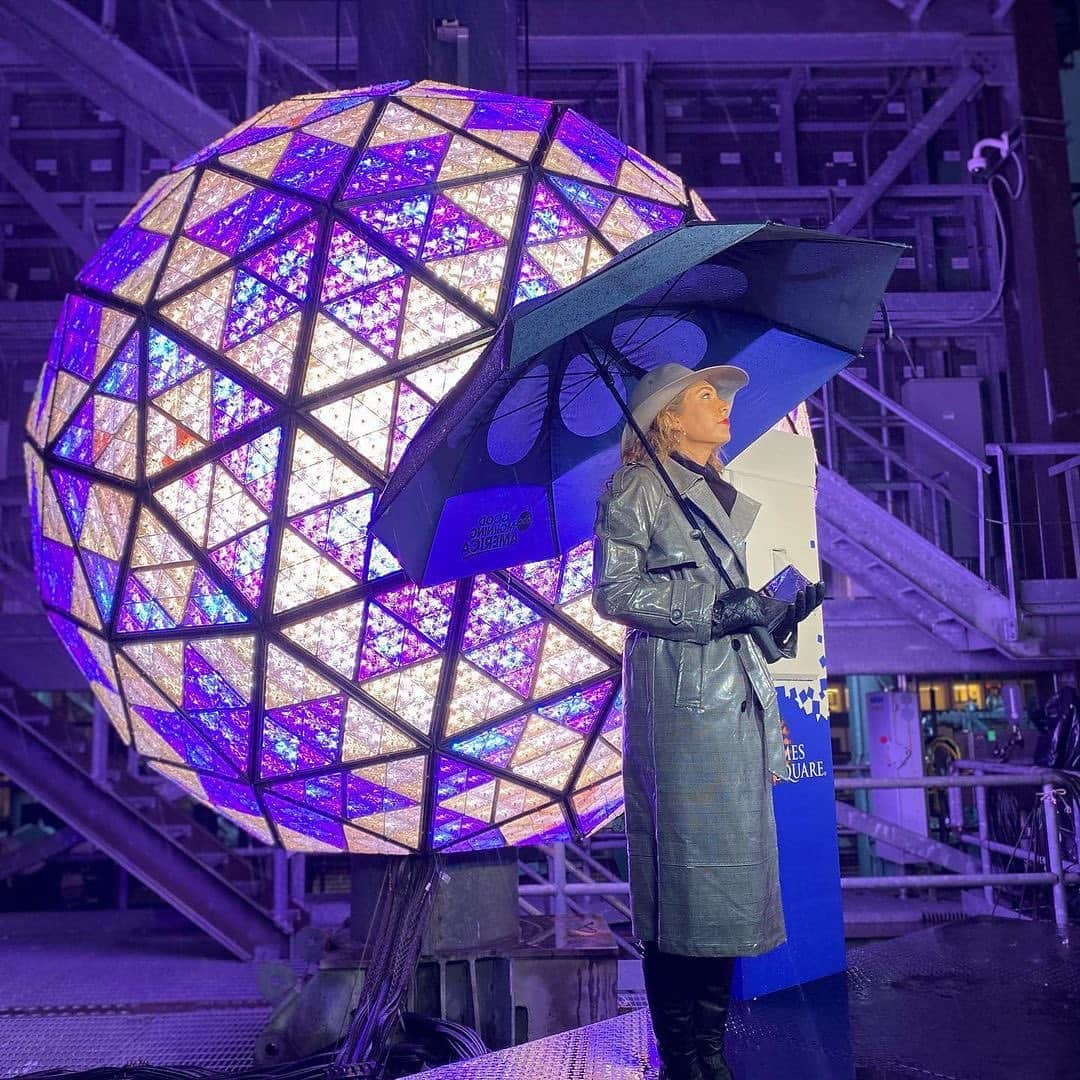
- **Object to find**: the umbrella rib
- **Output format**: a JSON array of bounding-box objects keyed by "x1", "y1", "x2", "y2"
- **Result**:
[
  {"x1": 605, "y1": 272, "x2": 683, "y2": 354},
  {"x1": 608, "y1": 307, "x2": 697, "y2": 360}
]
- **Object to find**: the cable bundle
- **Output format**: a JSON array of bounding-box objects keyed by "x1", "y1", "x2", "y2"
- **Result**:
[
  {"x1": 13, "y1": 854, "x2": 467, "y2": 1080},
  {"x1": 334, "y1": 852, "x2": 448, "y2": 1072}
]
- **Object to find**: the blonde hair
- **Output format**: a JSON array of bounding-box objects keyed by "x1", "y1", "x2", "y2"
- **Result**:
[{"x1": 621, "y1": 384, "x2": 726, "y2": 472}]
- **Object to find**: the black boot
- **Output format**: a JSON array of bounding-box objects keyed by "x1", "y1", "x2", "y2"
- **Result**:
[
  {"x1": 641, "y1": 942, "x2": 705, "y2": 1080},
  {"x1": 691, "y1": 954, "x2": 736, "y2": 1080}
]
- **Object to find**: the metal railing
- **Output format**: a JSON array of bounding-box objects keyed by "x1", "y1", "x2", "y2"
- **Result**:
[
  {"x1": 518, "y1": 766, "x2": 1078, "y2": 954},
  {"x1": 0, "y1": 681, "x2": 290, "y2": 925},
  {"x1": 94, "y1": 0, "x2": 332, "y2": 117},
  {"x1": 812, "y1": 362, "x2": 1080, "y2": 613},
  {"x1": 811, "y1": 366, "x2": 996, "y2": 580},
  {"x1": 987, "y1": 442, "x2": 1080, "y2": 589},
  {"x1": 834, "y1": 764, "x2": 1079, "y2": 931}
]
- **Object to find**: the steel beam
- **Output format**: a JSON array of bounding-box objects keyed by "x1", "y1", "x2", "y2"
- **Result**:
[
  {"x1": 501, "y1": 32, "x2": 979, "y2": 67},
  {"x1": 834, "y1": 800, "x2": 978, "y2": 874},
  {"x1": 814, "y1": 465, "x2": 1044, "y2": 660},
  {"x1": 0, "y1": 0, "x2": 230, "y2": 161},
  {"x1": 0, "y1": 697, "x2": 289, "y2": 959},
  {"x1": 828, "y1": 66, "x2": 984, "y2": 234},
  {"x1": 0, "y1": 144, "x2": 96, "y2": 263},
  {"x1": 0, "y1": 825, "x2": 82, "y2": 880},
  {"x1": 196, "y1": 0, "x2": 332, "y2": 92}
]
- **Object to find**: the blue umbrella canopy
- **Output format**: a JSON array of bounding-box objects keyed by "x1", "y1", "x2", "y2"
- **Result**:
[{"x1": 372, "y1": 221, "x2": 905, "y2": 586}]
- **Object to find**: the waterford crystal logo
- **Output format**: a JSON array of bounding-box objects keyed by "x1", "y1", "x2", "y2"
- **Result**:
[{"x1": 462, "y1": 509, "x2": 533, "y2": 559}]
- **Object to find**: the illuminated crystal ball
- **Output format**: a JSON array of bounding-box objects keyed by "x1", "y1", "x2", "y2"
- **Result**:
[{"x1": 24, "y1": 80, "x2": 713, "y2": 853}]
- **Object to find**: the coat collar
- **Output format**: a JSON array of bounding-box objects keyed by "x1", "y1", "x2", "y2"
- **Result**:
[{"x1": 638, "y1": 453, "x2": 761, "y2": 543}]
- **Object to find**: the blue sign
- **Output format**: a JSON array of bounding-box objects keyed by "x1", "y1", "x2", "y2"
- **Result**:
[{"x1": 733, "y1": 652, "x2": 846, "y2": 1002}]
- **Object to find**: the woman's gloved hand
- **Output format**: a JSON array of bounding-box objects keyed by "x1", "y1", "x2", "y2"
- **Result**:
[
  {"x1": 772, "y1": 581, "x2": 826, "y2": 645},
  {"x1": 790, "y1": 581, "x2": 825, "y2": 625},
  {"x1": 710, "y1": 587, "x2": 793, "y2": 640}
]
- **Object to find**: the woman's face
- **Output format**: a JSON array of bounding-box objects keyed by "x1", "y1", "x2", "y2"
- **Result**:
[{"x1": 673, "y1": 380, "x2": 732, "y2": 450}]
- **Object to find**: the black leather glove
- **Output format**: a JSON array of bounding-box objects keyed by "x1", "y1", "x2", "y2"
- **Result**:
[
  {"x1": 773, "y1": 581, "x2": 825, "y2": 643},
  {"x1": 710, "y1": 587, "x2": 793, "y2": 639},
  {"x1": 791, "y1": 582, "x2": 825, "y2": 625}
]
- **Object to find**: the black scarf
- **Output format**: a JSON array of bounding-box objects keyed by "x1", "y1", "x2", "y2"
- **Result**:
[{"x1": 670, "y1": 450, "x2": 738, "y2": 517}]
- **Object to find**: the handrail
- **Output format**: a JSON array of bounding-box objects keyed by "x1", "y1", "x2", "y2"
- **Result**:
[
  {"x1": 984, "y1": 442, "x2": 1080, "y2": 622},
  {"x1": 824, "y1": 408, "x2": 958, "y2": 503},
  {"x1": 815, "y1": 369, "x2": 995, "y2": 578},
  {"x1": 0, "y1": 691, "x2": 290, "y2": 957},
  {"x1": 1048, "y1": 453, "x2": 1080, "y2": 478},
  {"x1": 838, "y1": 369, "x2": 992, "y2": 475},
  {"x1": 525, "y1": 767, "x2": 1078, "y2": 947},
  {"x1": 193, "y1": 0, "x2": 333, "y2": 91},
  {"x1": 987, "y1": 442, "x2": 1080, "y2": 457}
]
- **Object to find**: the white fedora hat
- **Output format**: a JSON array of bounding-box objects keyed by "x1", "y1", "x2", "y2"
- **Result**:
[{"x1": 620, "y1": 362, "x2": 749, "y2": 453}]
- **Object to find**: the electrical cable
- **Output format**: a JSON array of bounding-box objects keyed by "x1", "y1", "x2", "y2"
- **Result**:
[
  {"x1": 878, "y1": 148, "x2": 1026, "y2": 373},
  {"x1": 335, "y1": 853, "x2": 447, "y2": 1072},
  {"x1": 923, "y1": 151, "x2": 1025, "y2": 327},
  {"x1": 12, "y1": 858, "x2": 460, "y2": 1080}
]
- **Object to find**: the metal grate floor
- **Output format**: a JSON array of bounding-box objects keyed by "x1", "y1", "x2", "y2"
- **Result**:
[
  {"x1": 405, "y1": 916, "x2": 1080, "y2": 1080},
  {"x1": 0, "y1": 909, "x2": 274, "y2": 1075},
  {"x1": 1, "y1": 912, "x2": 1077, "y2": 1078}
]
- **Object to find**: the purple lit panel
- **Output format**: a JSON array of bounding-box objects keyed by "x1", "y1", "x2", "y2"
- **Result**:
[
  {"x1": 270, "y1": 133, "x2": 351, "y2": 198},
  {"x1": 357, "y1": 604, "x2": 439, "y2": 680},
  {"x1": 81, "y1": 551, "x2": 120, "y2": 620},
  {"x1": 466, "y1": 98, "x2": 550, "y2": 133},
  {"x1": 291, "y1": 494, "x2": 373, "y2": 580},
  {"x1": 464, "y1": 622, "x2": 543, "y2": 698},
  {"x1": 261, "y1": 695, "x2": 346, "y2": 778},
  {"x1": 45, "y1": 612, "x2": 114, "y2": 688},
  {"x1": 209, "y1": 525, "x2": 270, "y2": 608},
  {"x1": 77, "y1": 226, "x2": 167, "y2": 295},
  {"x1": 264, "y1": 793, "x2": 346, "y2": 847},
  {"x1": 448, "y1": 716, "x2": 527, "y2": 770},
  {"x1": 98, "y1": 333, "x2": 141, "y2": 400},
  {"x1": 269, "y1": 772, "x2": 344, "y2": 818},
  {"x1": 221, "y1": 272, "x2": 300, "y2": 349},
  {"x1": 538, "y1": 679, "x2": 615, "y2": 736},
  {"x1": 187, "y1": 707, "x2": 251, "y2": 773},
  {"x1": 421, "y1": 196, "x2": 505, "y2": 260},
  {"x1": 525, "y1": 182, "x2": 588, "y2": 244},
  {"x1": 134, "y1": 704, "x2": 238, "y2": 777},
  {"x1": 345, "y1": 772, "x2": 417, "y2": 817},
  {"x1": 324, "y1": 276, "x2": 406, "y2": 359},
  {"x1": 376, "y1": 580, "x2": 456, "y2": 648},
  {"x1": 625, "y1": 195, "x2": 684, "y2": 232},
  {"x1": 461, "y1": 576, "x2": 542, "y2": 650},
  {"x1": 182, "y1": 569, "x2": 249, "y2": 627},
  {"x1": 243, "y1": 219, "x2": 319, "y2": 302},
  {"x1": 551, "y1": 111, "x2": 624, "y2": 185},
  {"x1": 342, "y1": 135, "x2": 451, "y2": 198},
  {"x1": 187, "y1": 189, "x2": 309, "y2": 258},
  {"x1": 548, "y1": 176, "x2": 615, "y2": 227},
  {"x1": 347, "y1": 193, "x2": 432, "y2": 259}
]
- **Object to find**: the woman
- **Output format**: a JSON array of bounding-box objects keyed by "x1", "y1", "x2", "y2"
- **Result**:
[{"x1": 591, "y1": 362, "x2": 824, "y2": 1080}]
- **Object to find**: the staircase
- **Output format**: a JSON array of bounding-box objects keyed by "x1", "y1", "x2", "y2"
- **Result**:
[
  {"x1": 0, "y1": 680, "x2": 293, "y2": 960},
  {"x1": 0, "y1": 0, "x2": 230, "y2": 160},
  {"x1": 815, "y1": 462, "x2": 1080, "y2": 673},
  {"x1": 814, "y1": 464, "x2": 1052, "y2": 674}
]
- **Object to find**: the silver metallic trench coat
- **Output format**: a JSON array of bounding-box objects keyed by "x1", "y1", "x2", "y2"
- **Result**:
[{"x1": 591, "y1": 454, "x2": 797, "y2": 957}]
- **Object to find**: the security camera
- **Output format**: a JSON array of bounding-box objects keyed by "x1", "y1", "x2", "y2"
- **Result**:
[{"x1": 966, "y1": 132, "x2": 1011, "y2": 176}]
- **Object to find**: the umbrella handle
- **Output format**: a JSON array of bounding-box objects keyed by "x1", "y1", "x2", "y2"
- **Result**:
[{"x1": 584, "y1": 337, "x2": 739, "y2": 592}]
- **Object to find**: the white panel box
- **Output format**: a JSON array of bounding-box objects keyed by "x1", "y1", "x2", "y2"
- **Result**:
[{"x1": 866, "y1": 690, "x2": 928, "y2": 865}]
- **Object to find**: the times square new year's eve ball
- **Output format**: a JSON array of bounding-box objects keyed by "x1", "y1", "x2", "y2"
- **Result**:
[{"x1": 24, "y1": 80, "x2": 717, "y2": 853}]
